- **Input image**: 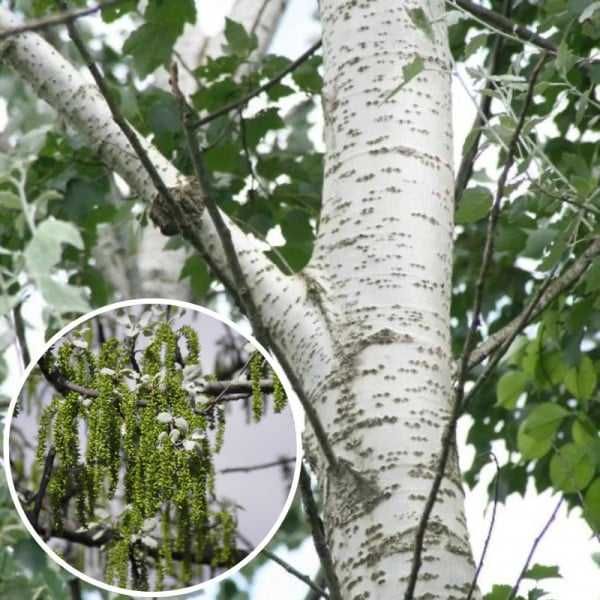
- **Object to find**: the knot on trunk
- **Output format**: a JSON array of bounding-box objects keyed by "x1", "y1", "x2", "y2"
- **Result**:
[{"x1": 149, "y1": 176, "x2": 205, "y2": 236}]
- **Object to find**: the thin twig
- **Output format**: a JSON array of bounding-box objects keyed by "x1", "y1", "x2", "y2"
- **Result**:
[
  {"x1": 455, "y1": 0, "x2": 512, "y2": 207},
  {"x1": 13, "y1": 302, "x2": 31, "y2": 368},
  {"x1": 219, "y1": 456, "x2": 295, "y2": 474},
  {"x1": 507, "y1": 497, "x2": 563, "y2": 600},
  {"x1": 0, "y1": 0, "x2": 124, "y2": 40},
  {"x1": 299, "y1": 465, "x2": 343, "y2": 600},
  {"x1": 171, "y1": 63, "x2": 339, "y2": 471},
  {"x1": 263, "y1": 548, "x2": 329, "y2": 598},
  {"x1": 464, "y1": 265, "x2": 557, "y2": 406},
  {"x1": 404, "y1": 54, "x2": 547, "y2": 600},
  {"x1": 192, "y1": 40, "x2": 322, "y2": 129},
  {"x1": 30, "y1": 446, "x2": 55, "y2": 528},
  {"x1": 68, "y1": 578, "x2": 82, "y2": 600},
  {"x1": 304, "y1": 569, "x2": 326, "y2": 600},
  {"x1": 236, "y1": 530, "x2": 328, "y2": 597},
  {"x1": 466, "y1": 452, "x2": 500, "y2": 600},
  {"x1": 450, "y1": 0, "x2": 556, "y2": 54},
  {"x1": 468, "y1": 235, "x2": 600, "y2": 369},
  {"x1": 62, "y1": 5, "x2": 181, "y2": 226},
  {"x1": 37, "y1": 354, "x2": 98, "y2": 398},
  {"x1": 37, "y1": 347, "x2": 275, "y2": 401}
]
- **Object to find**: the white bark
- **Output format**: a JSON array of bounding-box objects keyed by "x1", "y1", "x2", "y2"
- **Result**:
[
  {"x1": 0, "y1": 1, "x2": 480, "y2": 597},
  {"x1": 300, "y1": 1, "x2": 477, "y2": 597}
]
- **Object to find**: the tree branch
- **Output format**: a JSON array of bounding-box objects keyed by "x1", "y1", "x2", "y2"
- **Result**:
[
  {"x1": 468, "y1": 236, "x2": 600, "y2": 369},
  {"x1": 262, "y1": 547, "x2": 329, "y2": 598},
  {"x1": 38, "y1": 354, "x2": 277, "y2": 401},
  {"x1": 192, "y1": 40, "x2": 322, "y2": 129},
  {"x1": 299, "y1": 465, "x2": 343, "y2": 600},
  {"x1": 455, "y1": 0, "x2": 512, "y2": 207},
  {"x1": 61, "y1": 3, "x2": 182, "y2": 222},
  {"x1": 29, "y1": 446, "x2": 55, "y2": 529},
  {"x1": 13, "y1": 302, "x2": 31, "y2": 368},
  {"x1": 466, "y1": 452, "x2": 500, "y2": 600},
  {"x1": 171, "y1": 64, "x2": 339, "y2": 472},
  {"x1": 463, "y1": 263, "x2": 558, "y2": 407},
  {"x1": 219, "y1": 456, "x2": 295, "y2": 474},
  {"x1": 507, "y1": 498, "x2": 563, "y2": 600},
  {"x1": 0, "y1": 0, "x2": 123, "y2": 41},
  {"x1": 37, "y1": 354, "x2": 98, "y2": 398},
  {"x1": 37, "y1": 521, "x2": 247, "y2": 567},
  {"x1": 450, "y1": 0, "x2": 557, "y2": 54},
  {"x1": 404, "y1": 54, "x2": 547, "y2": 600}
]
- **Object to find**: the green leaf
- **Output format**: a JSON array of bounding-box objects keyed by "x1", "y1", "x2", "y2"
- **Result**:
[
  {"x1": 281, "y1": 209, "x2": 313, "y2": 244},
  {"x1": 385, "y1": 55, "x2": 425, "y2": 100},
  {"x1": 564, "y1": 355, "x2": 597, "y2": 401},
  {"x1": 572, "y1": 417, "x2": 597, "y2": 445},
  {"x1": 522, "y1": 403, "x2": 569, "y2": 440},
  {"x1": 497, "y1": 370, "x2": 528, "y2": 409},
  {"x1": 145, "y1": 0, "x2": 196, "y2": 25},
  {"x1": 568, "y1": 0, "x2": 596, "y2": 16},
  {"x1": 556, "y1": 41, "x2": 577, "y2": 76},
  {"x1": 101, "y1": 0, "x2": 137, "y2": 22},
  {"x1": 455, "y1": 187, "x2": 493, "y2": 224},
  {"x1": 122, "y1": 1, "x2": 195, "y2": 77},
  {"x1": 37, "y1": 276, "x2": 90, "y2": 315},
  {"x1": 584, "y1": 258, "x2": 600, "y2": 293},
  {"x1": 524, "y1": 564, "x2": 562, "y2": 580},
  {"x1": 292, "y1": 56, "x2": 323, "y2": 94},
  {"x1": 123, "y1": 23, "x2": 178, "y2": 77},
  {"x1": 550, "y1": 442, "x2": 595, "y2": 492},
  {"x1": 583, "y1": 478, "x2": 600, "y2": 532},
  {"x1": 224, "y1": 18, "x2": 258, "y2": 57},
  {"x1": 484, "y1": 585, "x2": 513, "y2": 600},
  {"x1": 517, "y1": 424, "x2": 553, "y2": 460},
  {"x1": 0, "y1": 191, "x2": 20, "y2": 210},
  {"x1": 180, "y1": 255, "x2": 211, "y2": 299},
  {"x1": 243, "y1": 108, "x2": 285, "y2": 148},
  {"x1": 24, "y1": 217, "x2": 84, "y2": 276},
  {"x1": 406, "y1": 7, "x2": 435, "y2": 41}
]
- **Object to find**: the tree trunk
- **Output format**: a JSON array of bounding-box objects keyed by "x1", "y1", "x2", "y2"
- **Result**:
[
  {"x1": 0, "y1": 1, "x2": 480, "y2": 597},
  {"x1": 299, "y1": 1, "x2": 478, "y2": 597}
]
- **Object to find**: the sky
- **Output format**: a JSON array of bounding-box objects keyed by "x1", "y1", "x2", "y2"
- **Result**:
[{"x1": 0, "y1": 0, "x2": 598, "y2": 598}]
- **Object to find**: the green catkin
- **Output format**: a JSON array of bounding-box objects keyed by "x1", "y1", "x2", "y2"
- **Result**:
[
  {"x1": 162, "y1": 503, "x2": 174, "y2": 576},
  {"x1": 272, "y1": 370, "x2": 287, "y2": 413},
  {"x1": 34, "y1": 314, "x2": 243, "y2": 591},
  {"x1": 177, "y1": 325, "x2": 200, "y2": 366},
  {"x1": 215, "y1": 406, "x2": 225, "y2": 452},
  {"x1": 213, "y1": 510, "x2": 236, "y2": 566},
  {"x1": 175, "y1": 503, "x2": 192, "y2": 585},
  {"x1": 106, "y1": 538, "x2": 129, "y2": 588},
  {"x1": 250, "y1": 352, "x2": 263, "y2": 421},
  {"x1": 36, "y1": 395, "x2": 60, "y2": 465}
]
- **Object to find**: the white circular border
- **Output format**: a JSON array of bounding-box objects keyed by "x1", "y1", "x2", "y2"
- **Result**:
[{"x1": 2, "y1": 298, "x2": 304, "y2": 598}]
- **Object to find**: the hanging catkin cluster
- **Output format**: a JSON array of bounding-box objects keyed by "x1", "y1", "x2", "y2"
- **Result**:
[{"x1": 34, "y1": 311, "x2": 287, "y2": 591}]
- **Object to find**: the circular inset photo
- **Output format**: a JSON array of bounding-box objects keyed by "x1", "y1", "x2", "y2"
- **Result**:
[{"x1": 3, "y1": 300, "x2": 300, "y2": 596}]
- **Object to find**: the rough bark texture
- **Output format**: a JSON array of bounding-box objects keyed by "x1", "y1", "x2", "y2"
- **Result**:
[{"x1": 0, "y1": 2, "x2": 479, "y2": 598}]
